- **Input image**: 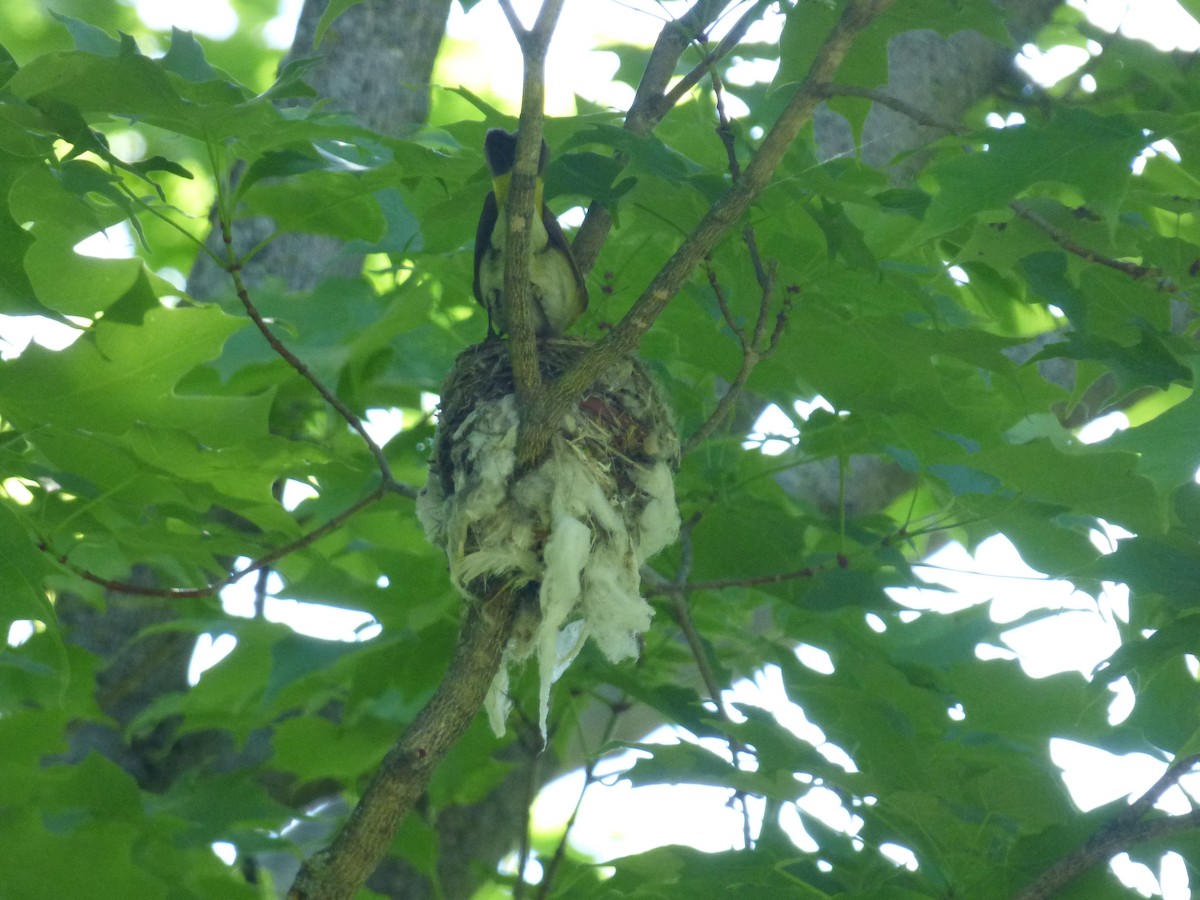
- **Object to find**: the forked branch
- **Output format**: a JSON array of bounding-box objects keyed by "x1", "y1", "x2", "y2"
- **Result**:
[{"x1": 518, "y1": 0, "x2": 894, "y2": 467}]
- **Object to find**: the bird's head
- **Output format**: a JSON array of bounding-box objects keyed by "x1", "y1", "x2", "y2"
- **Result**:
[{"x1": 484, "y1": 128, "x2": 549, "y2": 208}]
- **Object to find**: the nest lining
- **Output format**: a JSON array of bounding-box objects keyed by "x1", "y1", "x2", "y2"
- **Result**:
[{"x1": 417, "y1": 338, "x2": 680, "y2": 735}]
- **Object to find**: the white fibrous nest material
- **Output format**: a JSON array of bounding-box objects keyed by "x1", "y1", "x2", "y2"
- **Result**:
[{"x1": 417, "y1": 339, "x2": 680, "y2": 736}]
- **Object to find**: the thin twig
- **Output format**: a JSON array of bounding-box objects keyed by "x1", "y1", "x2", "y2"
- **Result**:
[
  {"x1": 41, "y1": 484, "x2": 392, "y2": 600},
  {"x1": 710, "y1": 66, "x2": 771, "y2": 293},
  {"x1": 513, "y1": 724, "x2": 545, "y2": 900},
  {"x1": 534, "y1": 699, "x2": 628, "y2": 899},
  {"x1": 662, "y1": 514, "x2": 754, "y2": 848},
  {"x1": 819, "y1": 83, "x2": 968, "y2": 135},
  {"x1": 39, "y1": 206, "x2": 432, "y2": 596},
  {"x1": 682, "y1": 262, "x2": 786, "y2": 455},
  {"x1": 254, "y1": 563, "x2": 271, "y2": 618},
  {"x1": 817, "y1": 86, "x2": 1184, "y2": 294},
  {"x1": 1011, "y1": 201, "x2": 1178, "y2": 290},
  {"x1": 648, "y1": 565, "x2": 825, "y2": 596},
  {"x1": 220, "y1": 218, "x2": 400, "y2": 489},
  {"x1": 573, "y1": 0, "x2": 748, "y2": 274},
  {"x1": 116, "y1": 181, "x2": 224, "y2": 267},
  {"x1": 681, "y1": 69, "x2": 789, "y2": 456},
  {"x1": 660, "y1": 0, "x2": 777, "y2": 112}
]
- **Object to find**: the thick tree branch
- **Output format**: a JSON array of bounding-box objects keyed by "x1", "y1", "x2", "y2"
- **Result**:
[
  {"x1": 572, "y1": 0, "x2": 736, "y2": 273},
  {"x1": 499, "y1": 0, "x2": 569, "y2": 408},
  {"x1": 288, "y1": 5, "x2": 574, "y2": 895},
  {"x1": 288, "y1": 596, "x2": 522, "y2": 900},
  {"x1": 518, "y1": 0, "x2": 894, "y2": 467},
  {"x1": 1014, "y1": 755, "x2": 1200, "y2": 900}
]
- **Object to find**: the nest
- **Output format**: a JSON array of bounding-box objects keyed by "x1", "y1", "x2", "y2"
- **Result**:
[{"x1": 417, "y1": 338, "x2": 680, "y2": 735}]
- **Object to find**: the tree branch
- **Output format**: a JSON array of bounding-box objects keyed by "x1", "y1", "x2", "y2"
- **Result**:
[
  {"x1": 683, "y1": 260, "x2": 787, "y2": 455},
  {"x1": 646, "y1": 564, "x2": 824, "y2": 596},
  {"x1": 40, "y1": 482, "x2": 394, "y2": 600},
  {"x1": 571, "y1": 0, "x2": 720, "y2": 273},
  {"x1": 815, "y1": 86, "x2": 1184, "y2": 295},
  {"x1": 660, "y1": 0, "x2": 777, "y2": 120},
  {"x1": 1010, "y1": 201, "x2": 1179, "y2": 291},
  {"x1": 682, "y1": 68, "x2": 789, "y2": 455},
  {"x1": 288, "y1": 595, "x2": 522, "y2": 899},
  {"x1": 820, "y1": 83, "x2": 968, "y2": 135},
  {"x1": 1014, "y1": 755, "x2": 1200, "y2": 900},
  {"x1": 533, "y1": 699, "x2": 627, "y2": 899},
  {"x1": 288, "y1": 5, "x2": 575, "y2": 895},
  {"x1": 221, "y1": 216, "x2": 402, "y2": 491},
  {"x1": 38, "y1": 203, "x2": 431, "y2": 601},
  {"x1": 288, "y1": 4, "x2": 885, "y2": 892},
  {"x1": 499, "y1": 1, "x2": 569, "y2": 410},
  {"x1": 518, "y1": 0, "x2": 894, "y2": 468},
  {"x1": 662, "y1": 513, "x2": 756, "y2": 847}
]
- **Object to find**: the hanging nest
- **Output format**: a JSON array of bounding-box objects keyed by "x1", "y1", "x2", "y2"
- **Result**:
[{"x1": 417, "y1": 337, "x2": 680, "y2": 735}]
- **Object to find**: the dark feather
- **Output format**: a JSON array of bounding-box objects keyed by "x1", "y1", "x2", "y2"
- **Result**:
[
  {"x1": 473, "y1": 191, "x2": 499, "y2": 335},
  {"x1": 541, "y1": 204, "x2": 588, "y2": 314}
]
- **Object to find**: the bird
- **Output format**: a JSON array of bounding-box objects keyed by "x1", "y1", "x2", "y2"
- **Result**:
[{"x1": 472, "y1": 128, "x2": 588, "y2": 339}]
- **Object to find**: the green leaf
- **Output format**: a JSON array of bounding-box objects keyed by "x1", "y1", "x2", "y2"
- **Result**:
[
  {"x1": 0, "y1": 629, "x2": 69, "y2": 712},
  {"x1": 160, "y1": 28, "x2": 221, "y2": 83},
  {"x1": 596, "y1": 843, "x2": 826, "y2": 898},
  {"x1": 1106, "y1": 361, "x2": 1200, "y2": 496},
  {"x1": 0, "y1": 43, "x2": 17, "y2": 88},
  {"x1": 0, "y1": 306, "x2": 263, "y2": 448},
  {"x1": 975, "y1": 438, "x2": 1159, "y2": 534},
  {"x1": 0, "y1": 161, "x2": 45, "y2": 316},
  {"x1": 239, "y1": 169, "x2": 388, "y2": 242},
  {"x1": 1088, "y1": 535, "x2": 1200, "y2": 609},
  {"x1": 913, "y1": 109, "x2": 1147, "y2": 244},
  {"x1": 0, "y1": 504, "x2": 55, "y2": 632},
  {"x1": 777, "y1": 0, "x2": 1009, "y2": 92},
  {"x1": 272, "y1": 716, "x2": 393, "y2": 781},
  {"x1": 49, "y1": 12, "x2": 122, "y2": 57}
]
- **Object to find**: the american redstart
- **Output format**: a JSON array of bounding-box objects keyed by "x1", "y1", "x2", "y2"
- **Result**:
[{"x1": 472, "y1": 128, "x2": 588, "y2": 338}]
